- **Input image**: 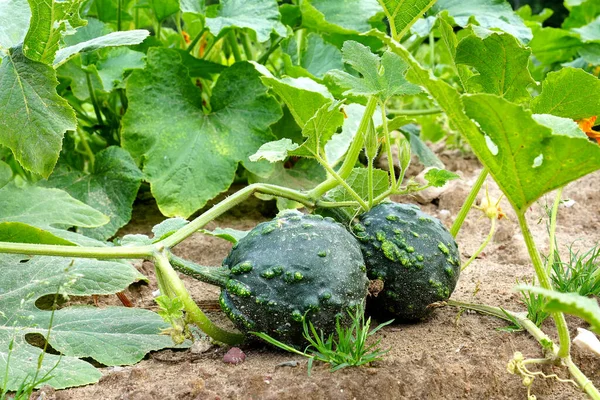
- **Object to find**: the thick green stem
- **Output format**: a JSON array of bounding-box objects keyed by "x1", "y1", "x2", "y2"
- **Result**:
[
  {"x1": 450, "y1": 168, "x2": 488, "y2": 238},
  {"x1": 315, "y1": 200, "x2": 360, "y2": 208},
  {"x1": 516, "y1": 211, "x2": 571, "y2": 359},
  {"x1": 381, "y1": 102, "x2": 396, "y2": 188},
  {"x1": 429, "y1": 31, "x2": 435, "y2": 68},
  {"x1": 565, "y1": 357, "x2": 600, "y2": 399},
  {"x1": 308, "y1": 97, "x2": 378, "y2": 198},
  {"x1": 169, "y1": 254, "x2": 229, "y2": 287},
  {"x1": 0, "y1": 241, "x2": 154, "y2": 259},
  {"x1": 317, "y1": 156, "x2": 369, "y2": 211},
  {"x1": 160, "y1": 183, "x2": 313, "y2": 248},
  {"x1": 186, "y1": 28, "x2": 205, "y2": 53},
  {"x1": 0, "y1": 184, "x2": 311, "y2": 258},
  {"x1": 77, "y1": 129, "x2": 95, "y2": 170},
  {"x1": 227, "y1": 31, "x2": 243, "y2": 63},
  {"x1": 242, "y1": 33, "x2": 255, "y2": 60},
  {"x1": 367, "y1": 155, "x2": 374, "y2": 208},
  {"x1": 117, "y1": 0, "x2": 122, "y2": 31},
  {"x1": 257, "y1": 37, "x2": 283, "y2": 64},
  {"x1": 461, "y1": 218, "x2": 495, "y2": 272},
  {"x1": 86, "y1": 72, "x2": 104, "y2": 126},
  {"x1": 154, "y1": 251, "x2": 243, "y2": 345},
  {"x1": 448, "y1": 300, "x2": 600, "y2": 398},
  {"x1": 546, "y1": 187, "x2": 564, "y2": 275}
]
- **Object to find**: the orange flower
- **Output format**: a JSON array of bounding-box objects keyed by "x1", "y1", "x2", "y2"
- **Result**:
[
  {"x1": 182, "y1": 30, "x2": 191, "y2": 44},
  {"x1": 577, "y1": 116, "x2": 600, "y2": 144}
]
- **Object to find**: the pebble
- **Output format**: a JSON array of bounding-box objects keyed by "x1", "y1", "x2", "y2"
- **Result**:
[{"x1": 223, "y1": 347, "x2": 246, "y2": 364}]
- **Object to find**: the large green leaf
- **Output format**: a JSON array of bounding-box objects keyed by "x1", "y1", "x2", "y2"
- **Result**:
[
  {"x1": 455, "y1": 28, "x2": 535, "y2": 103},
  {"x1": 574, "y1": 16, "x2": 600, "y2": 43},
  {"x1": 375, "y1": 32, "x2": 600, "y2": 212},
  {"x1": 255, "y1": 63, "x2": 333, "y2": 128},
  {"x1": 250, "y1": 101, "x2": 344, "y2": 160},
  {"x1": 378, "y1": 0, "x2": 436, "y2": 40},
  {"x1": 531, "y1": 67, "x2": 600, "y2": 120},
  {"x1": 0, "y1": 254, "x2": 180, "y2": 390},
  {"x1": 56, "y1": 55, "x2": 104, "y2": 100},
  {"x1": 0, "y1": 46, "x2": 77, "y2": 178},
  {"x1": 292, "y1": 101, "x2": 345, "y2": 158},
  {"x1": 149, "y1": 0, "x2": 179, "y2": 22},
  {"x1": 326, "y1": 40, "x2": 421, "y2": 102},
  {"x1": 205, "y1": 0, "x2": 286, "y2": 42},
  {"x1": 0, "y1": 182, "x2": 108, "y2": 245},
  {"x1": 0, "y1": 160, "x2": 12, "y2": 188},
  {"x1": 95, "y1": 47, "x2": 146, "y2": 91},
  {"x1": 373, "y1": 31, "x2": 484, "y2": 161},
  {"x1": 435, "y1": 13, "x2": 472, "y2": 89},
  {"x1": 519, "y1": 286, "x2": 600, "y2": 333},
  {"x1": 53, "y1": 29, "x2": 149, "y2": 67},
  {"x1": 41, "y1": 147, "x2": 143, "y2": 240},
  {"x1": 430, "y1": 0, "x2": 532, "y2": 43},
  {"x1": 528, "y1": 27, "x2": 582, "y2": 64},
  {"x1": 281, "y1": 32, "x2": 343, "y2": 79},
  {"x1": 563, "y1": 0, "x2": 600, "y2": 29},
  {"x1": 0, "y1": 0, "x2": 31, "y2": 49},
  {"x1": 462, "y1": 94, "x2": 600, "y2": 211},
  {"x1": 122, "y1": 50, "x2": 281, "y2": 217},
  {"x1": 301, "y1": 0, "x2": 382, "y2": 35},
  {"x1": 23, "y1": 0, "x2": 86, "y2": 64},
  {"x1": 325, "y1": 103, "x2": 383, "y2": 167}
]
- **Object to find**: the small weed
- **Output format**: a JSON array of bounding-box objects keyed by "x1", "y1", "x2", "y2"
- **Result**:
[
  {"x1": 500, "y1": 279, "x2": 550, "y2": 332},
  {"x1": 252, "y1": 303, "x2": 393, "y2": 375},
  {"x1": 1, "y1": 292, "x2": 61, "y2": 400},
  {"x1": 550, "y1": 244, "x2": 600, "y2": 297}
]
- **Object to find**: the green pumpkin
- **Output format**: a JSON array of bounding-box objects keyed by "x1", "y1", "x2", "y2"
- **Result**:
[
  {"x1": 220, "y1": 211, "x2": 369, "y2": 347},
  {"x1": 354, "y1": 203, "x2": 460, "y2": 320}
]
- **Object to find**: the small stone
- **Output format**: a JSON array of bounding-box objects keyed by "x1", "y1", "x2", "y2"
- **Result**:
[
  {"x1": 223, "y1": 347, "x2": 246, "y2": 364},
  {"x1": 438, "y1": 209, "x2": 451, "y2": 218},
  {"x1": 191, "y1": 338, "x2": 213, "y2": 354},
  {"x1": 276, "y1": 360, "x2": 300, "y2": 368}
]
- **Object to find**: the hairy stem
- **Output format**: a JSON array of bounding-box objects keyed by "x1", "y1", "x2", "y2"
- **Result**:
[
  {"x1": 516, "y1": 211, "x2": 571, "y2": 359},
  {"x1": 160, "y1": 183, "x2": 313, "y2": 248},
  {"x1": 565, "y1": 357, "x2": 600, "y2": 399},
  {"x1": 308, "y1": 97, "x2": 378, "y2": 198},
  {"x1": 450, "y1": 168, "x2": 488, "y2": 238},
  {"x1": 317, "y1": 156, "x2": 369, "y2": 211},
  {"x1": 546, "y1": 187, "x2": 564, "y2": 275},
  {"x1": 169, "y1": 254, "x2": 229, "y2": 288},
  {"x1": 0, "y1": 241, "x2": 155, "y2": 259},
  {"x1": 154, "y1": 251, "x2": 243, "y2": 345},
  {"x1": 461, "y1": 218, "x2": 495, "y2": 272},
  {"x1": 448, "y1": 300, "x2": 600, "y2": 398}
]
